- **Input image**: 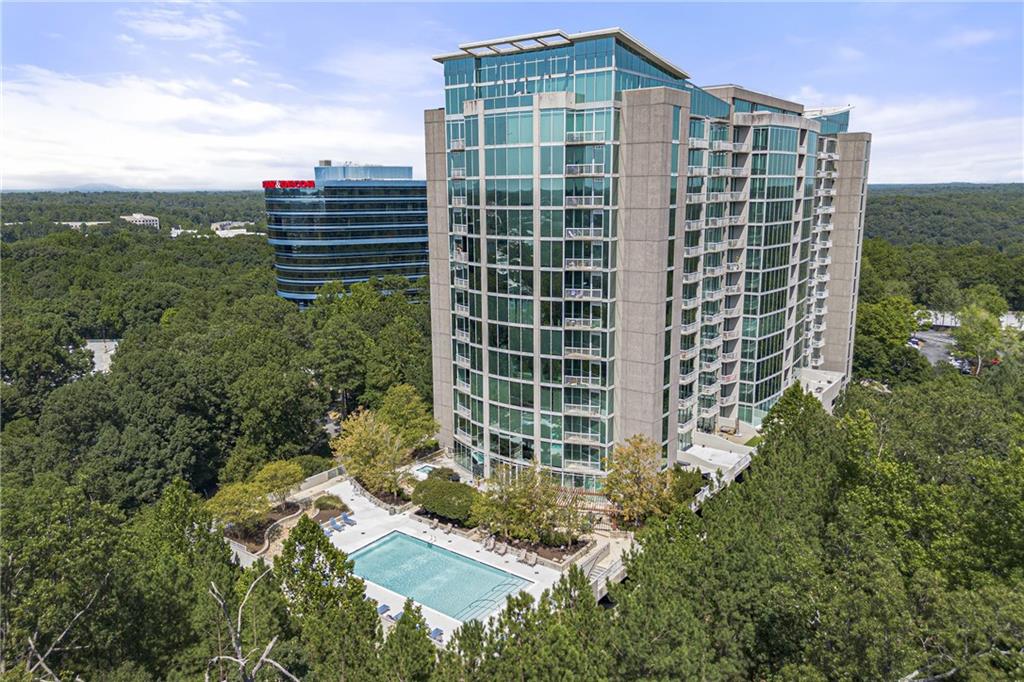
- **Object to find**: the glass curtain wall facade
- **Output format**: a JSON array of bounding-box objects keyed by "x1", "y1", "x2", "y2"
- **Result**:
[
  {"x1": 264, "y1": 163, "x2": 428, "y2": 303},
  {"x1": 428, "y1": 30, "x2": 867, "y2": 489}
]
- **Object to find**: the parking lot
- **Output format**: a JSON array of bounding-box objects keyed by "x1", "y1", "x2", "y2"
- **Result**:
[{"x1": 913, "y1": 329, "x2": 956, "y2": 366}]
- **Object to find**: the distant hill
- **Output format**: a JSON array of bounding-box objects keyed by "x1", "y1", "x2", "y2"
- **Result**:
[{"x1": 864, "y1": 183, "x2": 1024, "y2": 249}]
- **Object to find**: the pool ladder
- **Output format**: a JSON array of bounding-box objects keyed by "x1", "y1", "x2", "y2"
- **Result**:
[{"x1": 453, "y1": 577, "x2": 526, "y2": 622}]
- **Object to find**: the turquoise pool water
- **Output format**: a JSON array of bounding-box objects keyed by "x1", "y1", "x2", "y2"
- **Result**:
[
  {"x1": 415, "y1": 464, "x2": 436, "y2": 475},
  {"x1": 350, "y1": 531, "x2": 530, "y2": 622}
]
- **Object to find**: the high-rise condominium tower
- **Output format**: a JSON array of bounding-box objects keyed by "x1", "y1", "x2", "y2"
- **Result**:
[
  {"x1": 425, "y1": 29, "x2": 870, "y2": 489},
  {"x1": 264, "y1": 162, "x2": 428, "y2": 304}
]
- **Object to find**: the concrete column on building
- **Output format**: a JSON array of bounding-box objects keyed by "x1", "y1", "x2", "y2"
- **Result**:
[
  {"x1": 614, "y1": 87, "x2": 689, "y2": 459},
  {"x1": 425, "y1": 108, "x2": 454, "y2": 448},
  {"x1": 823, "y1": 132, "x2": 871, "y2": 381}
]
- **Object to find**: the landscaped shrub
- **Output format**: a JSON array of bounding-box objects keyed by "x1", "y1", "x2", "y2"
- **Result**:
[
  {"x1": 427, "y1": 466, "x2": 459, "y2": 482},
  {"x1": 412, "y1": 476, "x2": 478, "y2": 526},
  {"x1": 314, "y1": 494, "x2": 347, "y2": 512}
]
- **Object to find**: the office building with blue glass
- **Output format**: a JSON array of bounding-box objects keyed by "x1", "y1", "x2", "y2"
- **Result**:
[
  {"x1": 264, "y1": 161, "x2": 428, "y2": 303},
  {"x1": 425, "y1": 29, "x2": 870, "y2": 488}
]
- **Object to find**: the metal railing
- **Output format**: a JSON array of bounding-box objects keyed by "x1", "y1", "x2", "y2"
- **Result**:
[
  {"x1": 565, "y1": 226, "x2": 603, "y2": 239},
  {"x1": 565, "y1": 162, "x2": 606, "y2": 176},
  {"x1": 565, "y1": 195, "x2": 605, "y2": 208},
  {"x1": 565, "y1": 130, "x2": 606, "y2": 144},
  {"x1": 565, "y1": 287, "x2": 602, "y2": 300},
  {"x1": 565, "y1": 317, "x2": 602, "y2": 329}
]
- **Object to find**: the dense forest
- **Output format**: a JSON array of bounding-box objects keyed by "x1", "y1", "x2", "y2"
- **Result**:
[
  {"x1": 1, "y1": 191, "x2": 267, "y2": 241},
  {"x1": 865, "y1": 184, "x2": 1024, "y2": 250},
  {"x1": 2, "y1": 188, "x2": 1023, "y2": 679}
]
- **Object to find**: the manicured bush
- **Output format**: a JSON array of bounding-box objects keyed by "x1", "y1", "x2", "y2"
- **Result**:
[
  {"x1": 412, "y1": 476, "x2": 477, "y2": 526},
  {"x1": 427, "y1": 466, "x2": 459, "y2": 482},
  {"x1": 314, "y1": 494, "x2": 347, "y2": 512}
]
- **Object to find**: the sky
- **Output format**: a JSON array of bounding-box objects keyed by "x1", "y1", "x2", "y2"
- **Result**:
[{"x1": 2, "y1": 2, "x2": 1022, "y2": 190}]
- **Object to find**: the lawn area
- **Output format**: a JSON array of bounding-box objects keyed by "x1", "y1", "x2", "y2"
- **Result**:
[{"x1": 744, "y1": 435, "x2": 763, "y2": 447}]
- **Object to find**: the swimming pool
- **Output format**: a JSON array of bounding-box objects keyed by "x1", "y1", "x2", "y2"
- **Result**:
[
  {"x1": 350, "y1": 531, "x2": 530, "y2": 622},
  {"x1": 415, "y1": 464, "x2": 436, "y2": 475}
]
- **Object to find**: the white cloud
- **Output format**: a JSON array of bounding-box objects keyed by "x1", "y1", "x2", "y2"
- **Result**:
[
  {"x1": 814, "y1": 92, "x2": 1023, "y2": 183},
  {"x1": 118, "y1": 6, "x2": 234, "y2": 42},
  {"x1": 939, "y1": 29, "x2": 999, "y2": 48},
  {"x1": 119, "y1": 5, "x2": 256, "y2": 65},
  {"x1": 790, "y1": 85, "x2": 825, "y2": 107},
  {"x1": 836, "y1": 46, "x2": 864, "y2": 62},
  {"x1": 319, "y1": 45, "x2": 441, "y2": 97},
  {"x1": 1, "y1": 66, "x2": 426, "y2": 190},
  {"x1": 230, "y1": 78, "x2": 250, "y2": 88},
  {"x1": 117, "y1": 33, "x2": 136, "y2": 44}
]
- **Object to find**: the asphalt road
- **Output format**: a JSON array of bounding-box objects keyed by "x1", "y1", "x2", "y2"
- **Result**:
[{"x1": 914, "y1": 329, "x2": 956, "y2": 366}]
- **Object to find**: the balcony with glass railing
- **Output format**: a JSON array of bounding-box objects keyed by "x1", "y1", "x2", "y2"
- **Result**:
[
  {"x1": 565, "y1": 162, "x2": 606, "y2": 177},
  {"x1": 683, "y1": 218, "x2": 704, "y2": 231},
  {"x1": 453, "y1": 276, "x2": 469, "y2": 289},
  {"x1": 452, "y1": 196, "x2": 467, "y2": 207},
  {"x1": 565, "y1": 317, "x2": 602, "y2": 329},
  {"x1": 687, "y1": 165, "x2": 708, "y2": 177},
  {"x1": 688, "y1": 137, "x2": 709, "y2": 149},
  {"x1": 681, "y1": 270, "x2": 702, "y2": 284},
  {"x1": 564, "y1": 431, "x2": 602, "y2": 445},
  {"x1": 564, "y1": 346, "x2": 602, "y2": 360},
  {"x1": 450, "y1": 138, "x2": 465, "y2": 151},
  {"x1": 564, "y1": 375, "x2": 604, "y2": 388},
  {"x1": 565, "y1": 130, "x2": 606, "y2": 144},
  {"x1": 564, "y1": 403, "x2": 602, "y2": 418},
  {"x1": 704, "y1": 264, "x2": 725, "y2": 277},
  {"x1": 565, "y1": 226, "x2": 603, "y2": 240},
  {"x1": 455, "y1": 354, "x2": 471, "y2": 368},
  {"x1": 565, "y1": 195, "x2": 605, "y2": 208},
  {"x1": 565, "y1": 287, "x2": 603, "y2": 300},
  {"x1": 682, "y1": 244, "x2": 702, "y2": 257},
  {"x1": 456, "y1": 403, "x2": 472, "y2": 418},
  {"x1": 565, "y1": 257, "x2": 603, "y2": 271},
  {"x1": 454, "y1": 302, "x2": 470, "y2": 316},
  {"x1": 454, "y1": 328, "x2": 470, "y2": 342},
  {"x1": 680, "y1": 321, "x2": 699, "y2": 335},
  {"x1": 455, "y1": 378, "x2": 471, "y2": 391},
  {"x1": 451, "y1": 167, "x2": 467, "y2": 179}
]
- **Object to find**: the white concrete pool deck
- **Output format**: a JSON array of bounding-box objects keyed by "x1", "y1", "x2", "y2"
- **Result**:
[{"x1": 322, "y1": 479, "x2": 562, "y2": 641}]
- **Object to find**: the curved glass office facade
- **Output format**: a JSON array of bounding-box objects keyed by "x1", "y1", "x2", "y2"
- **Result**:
[{"x1": 264, "y1": 164, "x2": 428, "y2": 303}]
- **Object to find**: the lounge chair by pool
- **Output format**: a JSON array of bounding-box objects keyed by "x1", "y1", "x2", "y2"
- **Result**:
[
  {"x1": 515, "y1": 548, "x2": 526, "y2": 562},
  {"x1": 484, "y1": 536, "x2": 495, "y2": 551},
  {"x1": 443, "y1": 523, "x2": 452, "y2": 535},
  {"x1": 429, "y1": 627, "x2": 444, "y2": 642},
  {"x1": 430, "y1": 518, "x2": 439, "y2": 530},
  {"x1": 330, "y1": 517, "x2": 345, "y2": 532},
  {"x1": 323, "y1": 527, "x2": 332, "y2": 537},
  {"x1": 377, "y1": 604, "x2": 391, "y2": 616},
  {"x1": 341, "y1": 512, "x2": 357, "y2": 526},
  {"x1": 495, "y1": 542, "x2": 508, "y2": 556},
  {"x1": 526, "y1": 552, "x2": 538, "y2": 567}
]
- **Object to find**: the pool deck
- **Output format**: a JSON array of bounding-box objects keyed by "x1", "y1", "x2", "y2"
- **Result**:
[{"x1": 322, "y1": 479, "x2": 562, "y2": 641}]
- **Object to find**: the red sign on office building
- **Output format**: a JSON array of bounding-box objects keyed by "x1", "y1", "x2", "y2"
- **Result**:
[{"x1": 263, "y1": 180, "x2": 315, "y2": 189}]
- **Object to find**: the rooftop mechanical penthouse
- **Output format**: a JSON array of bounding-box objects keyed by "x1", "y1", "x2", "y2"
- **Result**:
[
  {"x1": 425, "y1": 29, "x2": 870, "y2": 489},
  {"x1": 264, "y1": 162, "x2": 428, "y2": 304}
]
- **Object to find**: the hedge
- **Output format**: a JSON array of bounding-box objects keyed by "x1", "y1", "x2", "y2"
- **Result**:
[{"x1": 412, "y1": 476, "x2": 477, "y2": 526}]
